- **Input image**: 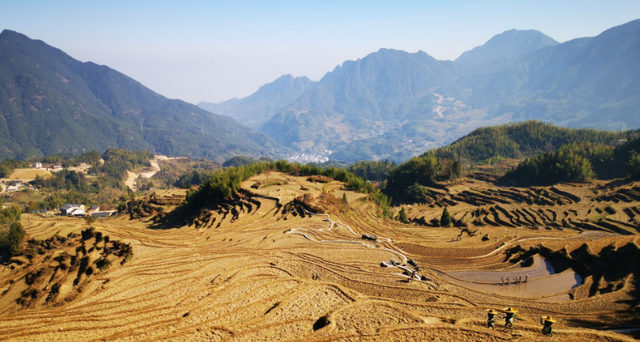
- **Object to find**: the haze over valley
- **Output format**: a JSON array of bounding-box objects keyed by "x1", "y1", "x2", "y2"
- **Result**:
[{"x1": 200, "y1": 21, "x2": 640, "y2": 162}]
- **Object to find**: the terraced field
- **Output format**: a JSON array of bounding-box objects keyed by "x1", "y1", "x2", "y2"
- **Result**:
[
  {"x1": 407, "y1": 180, "x2": 640, "y2": 236},
  {"x1": 0, "y1": 173, "x2": 638, "y2": 341}
]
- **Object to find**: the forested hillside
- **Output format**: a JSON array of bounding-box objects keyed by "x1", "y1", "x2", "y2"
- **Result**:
[
  {"x1": 433, "y1": 121, "x2": 635, "y2": 164},
  {"x1": 379, "y1": 121, "x2": 638, "y2": 202},
  {"x1": 503, "y1": 138, "x2": 640, "y2": 185},
  {"x1": 0, "y1": 30, "x2": 284, "y2": 161}
]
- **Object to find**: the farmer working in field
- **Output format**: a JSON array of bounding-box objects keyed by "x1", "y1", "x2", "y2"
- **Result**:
[
  {"x1": 540, "y1": 316, "x2": 557, "y2": 337},
  {"x1": 486, "y1": 309, "x2": 498, "y2": 329},
  {"x1": 502, "y1": 307, "x2": 518, "y2": 332}
]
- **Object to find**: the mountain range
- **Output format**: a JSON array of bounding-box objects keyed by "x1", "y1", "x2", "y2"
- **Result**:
[
  {"x1": 0, "y1": 30, "x2": 284, "y2": 162},
  {"x1": 1, "y1": 20, "x2": 638, "y2": 164},
  {"x1": 199, "y1": 20, "x2": 640, "y2": 162}
]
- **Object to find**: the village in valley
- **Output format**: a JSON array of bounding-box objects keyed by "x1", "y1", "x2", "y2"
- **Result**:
[{"x1": 0, "y1": 156, "x2": 151, "y2": 218}]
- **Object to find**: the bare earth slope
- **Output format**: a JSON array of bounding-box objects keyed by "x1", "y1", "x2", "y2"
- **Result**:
[{"x1": 0, "y1": 174, "x2": 638, "y2": 341}]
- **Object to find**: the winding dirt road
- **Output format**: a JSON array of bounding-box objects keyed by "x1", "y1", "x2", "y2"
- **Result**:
[{"x1": 125, "y1": 156, "x2": 163, "y2": 190}]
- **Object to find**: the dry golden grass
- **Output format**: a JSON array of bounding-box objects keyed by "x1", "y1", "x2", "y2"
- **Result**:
[
  {"x1": 0, "y1": 176, "x2": 637, "y2": 341},
  {"x1": 7, "y1": 168, "x2": 52, "y2": 180}
]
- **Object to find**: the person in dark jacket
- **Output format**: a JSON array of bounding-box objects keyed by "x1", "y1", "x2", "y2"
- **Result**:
[
  {"x1": 502, "y1": 307, "x2": 518, "y2": 332},
  {"x1": 541, "y1": 315, "x2": 557, "y2": 337},
  {"x1": 486, "y1": 309, "x2": 498, "y2": 329}
]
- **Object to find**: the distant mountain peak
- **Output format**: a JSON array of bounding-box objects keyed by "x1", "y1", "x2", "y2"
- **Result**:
[
  {"x1": 0, "y1": 30, "x2": 282, "y2": 161},
  {"x1": 275, "y1": 74, "x2": 295, "y2": 81},
  {"x1": 0, "y1": 29, "x2": 46, "y2": 46},
  {"x1": 271, "y1": 73, "x2": 310, "y2": 84},
  {"x1": 198, "y1": 74, "x2": 314, "y2": 129},
  {"x1": 374, "y1": 47, "x2": 424, "y2": 56},
  {"x1": 0, "y1": 29, "x2": 23, "y2": 37},
  {"x1": 456, "y1": 29, "x2": 558, "y2": 65}
]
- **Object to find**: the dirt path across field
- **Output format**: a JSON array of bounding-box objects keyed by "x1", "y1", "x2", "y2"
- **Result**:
[{"x1": 124, "y1": 171, "x2": 138, "y2": 190}]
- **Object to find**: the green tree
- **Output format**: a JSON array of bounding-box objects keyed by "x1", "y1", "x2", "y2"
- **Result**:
[
  {"x1": 1, "y1": 220, "x2": 26, "y2": 258},
  {"x1": 84, "y1": 215, "x2": 96, "y2": 227},
  {"x1": 342, "y1": 193, "x2": 348, "y2": 203},
  {"x1": 504, "y1": 143, "x2": 598, "y2": 185},
  {"x1": 398, "y1": 207, "x2": 409, "y2": 223},
  {"x1": 440, "y1": 207, "x2": 452, "y2": 228},
  {"x1": 628, "y1": 153, "x2": 640, "y2": 178},
  {"x1": 25, "y1": 201, "x2": 39, "y2": 213},
  {"x1": 451, "y1": 160, "x2": 462, "y2": 178},
  {"x1": 7, "y1": 222, "x2": 26, "y2": 255},
  {"x1": 346, "y1": 159, "x2": 397, "y2": 182},
  {"x1": 222, "y1": 156, "x2": 259, "y2": 167},
  {"x1": 405, "y1": 182, "x2": 430, "y2": 203}
]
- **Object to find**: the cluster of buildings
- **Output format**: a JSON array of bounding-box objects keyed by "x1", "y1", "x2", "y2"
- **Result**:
[
  {"x1": 287, "y1": 150, "x2": 333, "y2": 164},
  {"x1": 0, "y1": 163, "x2": 117, "y2": 219},
  {"x1": 32, "y1": 162, "x2": 64, "y2": 172},
  {"x1": 1, "y1": 181, "x2": 35, "y2": 193},
  {"x1": 5, "y1": 181, "x2": 25, "y2": 192},
  {"x1": 60, "y1": 204, "x2": 116, "y2": 218},
  {"x1": 32, "y1": 162, "x2": 64, "y2": 171}
]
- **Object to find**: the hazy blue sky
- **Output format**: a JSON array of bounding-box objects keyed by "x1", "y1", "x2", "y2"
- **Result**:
[{"x1": 1, "y1": 1, "x2": 639, "y2": 103}]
